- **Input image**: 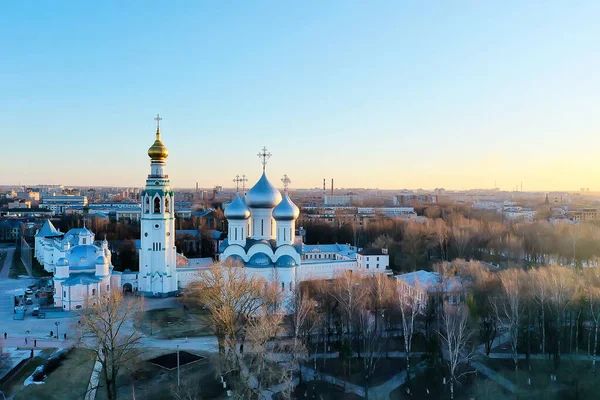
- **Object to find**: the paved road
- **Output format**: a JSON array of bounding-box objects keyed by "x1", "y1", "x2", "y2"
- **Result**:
[{"x1": 0, "y1": 248, "x2": 14, "y2": 279}]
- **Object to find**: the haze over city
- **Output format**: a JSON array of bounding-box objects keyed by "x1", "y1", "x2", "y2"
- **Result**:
[{"x1": 2, "y1": 1, "x2": 599, "y2": 190}]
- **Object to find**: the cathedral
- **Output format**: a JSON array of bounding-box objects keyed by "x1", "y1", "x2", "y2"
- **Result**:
[
  {"x1": 219, "y1": 151, "x2": 391, "y2": 292},
  {"x1": 35, "y1": 116, "x2": 390, "y2": 309}
]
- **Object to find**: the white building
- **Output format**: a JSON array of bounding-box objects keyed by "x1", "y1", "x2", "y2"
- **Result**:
[
  {"x1": 41, "y1": 195, "x2": 88, "y2": 214},
  {"x1": 34, "y1": 220, "x2": 118, "y2": 310},
  {"x1": 220, "y1": 151, "x2": 391, "y2": 293}
]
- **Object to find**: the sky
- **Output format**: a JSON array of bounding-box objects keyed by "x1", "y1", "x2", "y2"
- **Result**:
[{"x1": 1, "y1": 1, "x2": 599, "y2": 192}]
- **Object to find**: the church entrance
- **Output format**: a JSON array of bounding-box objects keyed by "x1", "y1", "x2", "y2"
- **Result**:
[{"x1": 123, "y1": 283, "x2": 133, "y2": 293}]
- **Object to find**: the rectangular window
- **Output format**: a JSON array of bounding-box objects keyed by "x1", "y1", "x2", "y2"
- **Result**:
[
  {"x1": 261, "y1": 219, "x2": 264, "y2": 236},
  {"x1": 235, "y1": 227, "x2": 238, "y2": 241},
  {"x1": 377, "y1": 257, "x2": 379, "y2": 261},
  {"x1": 284, "y1": 229, "x2": 286, "y2": 241},
  {"x1": 83, "y1": 238, "x2": 86, "y2": 244},
  {"x1": 63, "y1": 291, "x2": 66, "y2": 297}
]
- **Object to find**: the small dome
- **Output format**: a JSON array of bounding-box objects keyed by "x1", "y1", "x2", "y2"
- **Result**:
[
  {"x1": 148, "y1": 129, "x2": 169, "y2": 161},
  {"x1": 275, "y1": 255, "x2": 297, "y2": 268},
  {"x1": 225, "y1": 194, "x2": 251, "y2": 220},
  {"x1": 224, "y1": 254, "x2": 245, "y2": 266},
  {"x1": 67, "y1": 245, "x2": 102, "y2": 268},
  {"x1": 273, "y1": 193, "x2": 300, "y2": 221},
  {"x1": 246, "y1": 172, "x2": 282, "y2": 209},
  {"x1": 248, "y1": 253, "x2": 273, "y2": 267},
  {"x1": 56, "y1": 257, "x2": 69, "y2": 267},
  {"x1": 96, "y1": 255, "x2": 108, "y2": 264}
]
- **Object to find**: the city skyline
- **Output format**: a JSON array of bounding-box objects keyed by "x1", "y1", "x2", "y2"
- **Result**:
[{"x1": 2, "y1": 2, "x2": 599, "y2": 191}]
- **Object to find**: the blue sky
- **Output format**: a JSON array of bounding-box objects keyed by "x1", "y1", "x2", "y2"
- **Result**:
[{"x1": 1, "y1": 1, "x2": 598, "y2": 191}]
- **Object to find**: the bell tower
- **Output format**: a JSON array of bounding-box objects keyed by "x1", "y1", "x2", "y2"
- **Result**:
[{"x1": 139, "y1": 114, "x2": 178, "y2": 296}]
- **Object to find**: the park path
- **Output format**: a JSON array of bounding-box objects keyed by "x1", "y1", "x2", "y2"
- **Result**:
[
  {"x1": 0, "y1": 248, "x2": 14, "y2": 279},
  {"x1": 85, "y1": 350, "x2": 103, "y2": 400},
  {"x1": 471, "y1": 360, "x2": 517, "y2": 393}
]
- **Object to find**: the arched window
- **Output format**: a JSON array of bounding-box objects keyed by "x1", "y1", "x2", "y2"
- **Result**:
[
  {"x1": 283, "y1": 229, "x2": 286, "y2": 241},
  {"x1": 165, "y1": 196, "x2": 170, "y2": 213},
  {"x1": 145, "y1": 196, "x2": 150, "y2": 213},
  {"x1": 282, "y1": 281, "x2": 285, "y2": 291},
  {"x1": 261, "y1": 219, "x2": 264, "y2": 236},
  {"x1": 154, "y1": 197, "x2": 161, "y2": 213},
  {"x1": 92, "y1": 289, "x2": 96, "y2": 296},
  {"x1": 235, "y1": 227, "x2": 238, "y2": 241}
]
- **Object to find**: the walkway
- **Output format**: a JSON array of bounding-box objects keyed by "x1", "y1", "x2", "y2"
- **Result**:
[
  {"x1": 85, "y1": 351, "x2": 103, "y2": 400},
  {"x1": 0, "y1": 248, "x2": 14, "y2": 279},
  {"x1": 471, "y1": 360, "x2": 517, "y2": 393}
]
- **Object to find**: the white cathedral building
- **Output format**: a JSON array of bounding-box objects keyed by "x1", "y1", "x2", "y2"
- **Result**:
[{"x1": 35, "y1": 117, "x2": 390, "y2": 310}]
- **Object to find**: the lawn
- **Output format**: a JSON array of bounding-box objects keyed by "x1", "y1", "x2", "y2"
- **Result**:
[
  {"x1": 136, "y1": 307, "x2": 213, "y2": 339},
  {"x1": 308, "y1": 356, "x2": 413, "y2": 387},
  {"x1": 9, "y1": 252, "x2": 28, "y2": 278},
  {"x1": 481, "y1": 358, "x2": 600, "y2": 399},
  {"x1": 8, "y1": 348, "x2": 96, "y2": 400},
  {"x1": 390, "y1": 365, "x2": 509, "y2": 400},
  {"x1": 0, "y1": 251, "x2": 6, "y2": 273},
  {"x1": 94, "y1": 348, "x2": 224, "y2": 400},
  {"x1": 274, "y1": 380, "x2": 363, "y2": 400}
]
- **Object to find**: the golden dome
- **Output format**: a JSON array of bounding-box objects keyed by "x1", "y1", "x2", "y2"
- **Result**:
[{"x1": 148, "y1": 128, "x2": 169, "y2": 161}]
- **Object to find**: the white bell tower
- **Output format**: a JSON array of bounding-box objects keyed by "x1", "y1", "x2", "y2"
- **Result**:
[{"x1": 139, "y1": 114, "x2": 178, "y2": 296}]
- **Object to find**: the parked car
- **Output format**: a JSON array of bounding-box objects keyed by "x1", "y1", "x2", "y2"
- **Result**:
[
  {"x1": 25, "y1": 297, "x2": 33, "y2": 305},
  {"x1": 32, "y1": 306, "x2": 40, "y2": 316},
  {"x1": 37, "y1": 312, "x2": 46, "y2": 319},
  {"x1": 25, "y1": 289, "x2": 33, "y2": 295}
]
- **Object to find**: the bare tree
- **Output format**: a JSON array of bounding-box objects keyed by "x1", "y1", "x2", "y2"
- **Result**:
[
  {"x1": 395, "y1": 278, "x2": 423, "y2": 386},
  {"x1": 284, "y1": 282, "x2": 319, "y2": 384},
  {"x1": 76, "y1": 289, "x2": 144, "y2": 400},
  {"x1": 546, "y1": 265, "x2": 578, "y2": 361},
  {"x1": 494, "y1": 269, "x2": 527, "y2": 372},
  {"x1": 439, "y1": 303, "x2": 473, "y2": 400},
  {"x1": 531, "y1": 268, "x2": 549, "y2": 355},
  {"x1": 186, "y1": 265, "x2": 281, "y2": 391},
  {"x1": 357, "y1": 307, "x2": 385, "y2": 400},
  {"x1": 583, "y1": 268, "x2": 600, "y2": 372}
]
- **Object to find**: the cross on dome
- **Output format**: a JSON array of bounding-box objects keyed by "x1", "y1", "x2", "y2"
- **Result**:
[
  {"x1": 233, "y1": 175, "x2": 243, "y2": 193},
  {"x1": 241, "y1": 174, "x2": 248, "y2": 192},
  {"x1": 281, "y1": 174, "x2": 291, "y2": 191},
  {"x1": 257, "y1": 146, "x2": 272, "y2": 172},
  {"x1": 154, "y1": 114, "x2": 163, "y2": 132}
]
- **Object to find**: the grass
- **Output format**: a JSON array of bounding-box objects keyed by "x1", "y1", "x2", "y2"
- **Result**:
[
  {"x1": 274, "y1": 380, "x2": 363, "y2": 400},
  {"x1": 0, "y1": 251, "x2": 6, "y2": 273},
  {"x1": 94, "y1": 349, "x2": 223, "y2": 400},
  {"x1": 9, "y1": 251, "x2": 28, "y2": 278},
  {"x1": 308, "y1": 356, "x2": 412, "y2": 387},
  {"x1": 137, "y1": 307, "x2": 212, "y2": 339},
  {"x1": 389, "y1": 365, "x2": 508, "y2": 400},
  {"x1": 13, "y1": 349, "x2": 96, "y2": 400},
  {"x1": 32, "y1": 258, "x2": 52, "y2": 277},
  {"x1": 481, "y1": 358, "x2": 600, "y2": 398}
]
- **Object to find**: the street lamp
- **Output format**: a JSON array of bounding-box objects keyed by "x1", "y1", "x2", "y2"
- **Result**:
[
  {"x1": 55, "y1": 321, "x2": 60, "y2": 339},
  {"x1": 177, "y1": 344, "x2": 180, "y2": 387}
]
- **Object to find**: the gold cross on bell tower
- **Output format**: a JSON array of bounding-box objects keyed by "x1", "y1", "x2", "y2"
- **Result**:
[
  {"x1": 281, "y1": 174, "x2": 291, "y2": 191},
  {"x1": 257, "y1": 146, "x2": 272, "y2": 172}
]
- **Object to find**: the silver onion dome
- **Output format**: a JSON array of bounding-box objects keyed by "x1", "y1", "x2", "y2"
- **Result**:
[
  {"x1": 95, "y1": 255, "x2": 108, "y2": 265},
  {"x1": 56, "y1": 257, "x2": 69, "y2": 267},
  {"x1": 273, "y1": 192, "x2": 300, "y2": 221},
  {"x1": 225, "y1": 194, "x2": 251, "y2": 220},
  {"x1": 246, "y1": 172, "x2": 282, "y2": 209}
]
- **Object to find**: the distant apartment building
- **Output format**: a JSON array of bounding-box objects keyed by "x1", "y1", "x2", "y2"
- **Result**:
[
  {"x1": 502, "y1": 206, "x2": 536, "y2": 222},
  {"x1": 393, "y1": 193, "x2": 438, "y2": 206},
  {"x1": 40, "y1": 194, "x2": 88, "y2": 214},
  {"x1": 567, "y1": 208, "x2": 599, "y2": 222},
  {"x1": 324, "y1": 194, "x2": 359, "y2": 205},
  {"x1": 8, "y1": 200, "x2": 31, "y2": 209}
]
